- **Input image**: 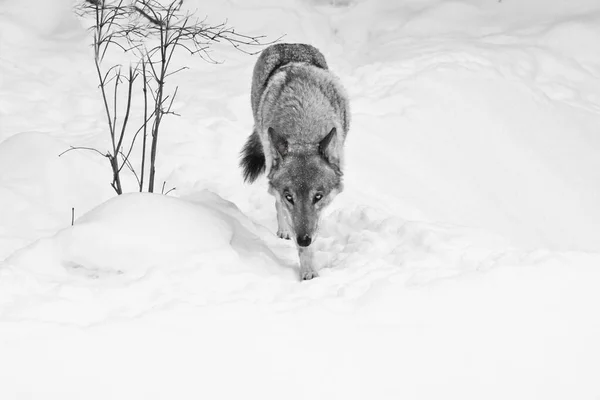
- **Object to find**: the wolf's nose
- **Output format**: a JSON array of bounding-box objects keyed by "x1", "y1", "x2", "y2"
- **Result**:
[{"x1": 297, "y1": 234, "x2": 312, "y2": 247}]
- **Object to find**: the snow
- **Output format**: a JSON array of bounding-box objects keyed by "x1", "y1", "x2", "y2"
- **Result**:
[
  {"x1": 1, "y1": 0, "x2": 600, "y2": 398},
  {"x1": 0, "y1": 132, "x2": 113, "y2": 260}
]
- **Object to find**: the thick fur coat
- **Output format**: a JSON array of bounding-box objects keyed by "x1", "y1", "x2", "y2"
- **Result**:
[
  {"x1": 241, "y1": 43, "x2": 350, "y2": 182},
  {"x1": 239, "y1": 43, "x2": 351, "y2": 280}
]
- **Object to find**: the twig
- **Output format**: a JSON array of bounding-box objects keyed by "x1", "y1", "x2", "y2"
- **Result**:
[
  {"x1": 140, "y1": 58, "x2": 148, "y2": 192},
  {"x1": 119, "y1": 150, "x2": 141, "y2": 187},
  {"x1": 59, "y1": 146, "x2": 108, "y2": 158},
  {"x1": 161, "y1": 181, "x2": 176, "y2": 195}
]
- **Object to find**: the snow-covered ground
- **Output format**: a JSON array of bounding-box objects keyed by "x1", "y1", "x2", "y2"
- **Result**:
[{"x1": 1, "y1": 0, "x2": 599, "y2": 398}]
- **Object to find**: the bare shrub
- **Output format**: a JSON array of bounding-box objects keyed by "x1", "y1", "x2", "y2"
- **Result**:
[{"x1": 66, "y1": 0, "x2": 274, "y2": 194}]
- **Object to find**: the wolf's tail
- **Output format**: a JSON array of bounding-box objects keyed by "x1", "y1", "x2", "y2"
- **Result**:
[{"x1": 240, "y1": 129, "x2": 265, "y2": 183}]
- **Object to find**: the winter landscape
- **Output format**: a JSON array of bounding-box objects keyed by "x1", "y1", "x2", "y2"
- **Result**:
[{"x1": 1, "y1": 0, "x2": 599, "y2": 398}]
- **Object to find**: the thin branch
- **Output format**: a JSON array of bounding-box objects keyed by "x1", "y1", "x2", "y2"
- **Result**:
[
  {"x1": 140, "y1": 58, "x2": 149, "y2": 191},
  {"x1": 115, "y1": 65, "x2": 137, "y2": 154},
  {"x1": 165, "y1": 85, "x2": 178, "y2": 113},
  {"x1": 59, "y1": 146, "x2": 109, "y2": 158},
  {"x1": 119, "y1": 150, "x2": 141, "y2": 187},
  {"x1": 101, "y1": 64, "x2": 121, "y2": 85},
  {"x1": 121, "y1": 107, "x2": 156, "y2": 172},
  {"x1": 164, "y1": 66, "x2": 188, "y2": 78},
  {"x1": 146, "y1": 51, "x2": 160, "y2": 79},
  {"x1": 111, "y1": 67, "x2": 120, "y2": 153},
  {"x1": 134, "y1": 5, "x2": 163, "y2": 26}
]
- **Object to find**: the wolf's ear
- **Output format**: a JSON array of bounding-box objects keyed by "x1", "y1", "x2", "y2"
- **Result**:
[
  {"x1": 319, "y1": 127, "x2": 339, "y2": 165},
  {"x1": 268, "y1": 127, "x2": 288, "y2": 162},
  {"x1": 319, "y1": 127, "x2": 336, "y2": 156}
]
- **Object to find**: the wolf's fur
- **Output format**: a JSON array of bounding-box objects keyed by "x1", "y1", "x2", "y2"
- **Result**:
[{"x1": 240, "y1": 43, "x2": 350, "y2": 280}]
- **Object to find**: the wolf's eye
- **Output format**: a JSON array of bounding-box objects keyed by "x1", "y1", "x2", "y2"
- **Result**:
[
  {"x1": 313, "y1": 193, "x2": 323, "y2": 203},
  {"x1": 284, "y1": 193, "x2": 294, "y2": 204}
]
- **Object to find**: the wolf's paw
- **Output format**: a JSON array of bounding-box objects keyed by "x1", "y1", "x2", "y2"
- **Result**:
[
  {"x1": 277, "y1": 229, "x2": 291, "y2": 240},
  {"x1": 300, "y1": 268, "x2": 319, "y2": 281}
]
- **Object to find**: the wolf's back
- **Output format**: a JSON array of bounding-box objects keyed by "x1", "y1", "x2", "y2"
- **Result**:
[
  {"x1": 250, "y1": 43, "x2": 328, "y2": 119},
  {"x1": 241, "y1": 43, "x2": 344, "y2": 184}
]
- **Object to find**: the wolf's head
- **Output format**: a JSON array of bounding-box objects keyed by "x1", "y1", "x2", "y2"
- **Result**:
[{"x1": 268, "y1": 127, "x2": 343, "y2": 247}]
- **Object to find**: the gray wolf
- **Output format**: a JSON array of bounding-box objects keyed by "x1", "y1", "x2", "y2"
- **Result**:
[{"x1": 240, "y1": 43, "x2": 350, "y2": 280}]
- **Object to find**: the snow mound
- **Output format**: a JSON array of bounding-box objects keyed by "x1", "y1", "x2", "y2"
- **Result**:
[
  {"x1": 0, "y1": 191, "x2": 293, "y2": 324},
  {"x1": 56, "y1": 192, "x2": 233, "y2": 276}
]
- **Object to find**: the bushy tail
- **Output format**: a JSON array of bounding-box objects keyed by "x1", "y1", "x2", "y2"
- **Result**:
[{"x1": 240, "y1": 129, "x2": 265, "y2": 183}]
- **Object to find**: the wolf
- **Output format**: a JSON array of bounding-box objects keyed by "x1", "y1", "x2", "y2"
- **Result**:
[{"x1": 239, "y1": 43, "x2": 350, "y2": 280}]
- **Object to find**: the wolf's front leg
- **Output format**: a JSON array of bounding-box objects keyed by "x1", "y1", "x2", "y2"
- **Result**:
[
  {"x1": 275, "y1": 198, "x2": 292, "y2": 240},
  {"x1": 298, "y1": 246, "x2": 318, "y2": 280}
]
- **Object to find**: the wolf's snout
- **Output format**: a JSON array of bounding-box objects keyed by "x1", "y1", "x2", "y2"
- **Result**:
[{"x1": 297, "y1": 234, "x2": 312, "y2": 247}]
